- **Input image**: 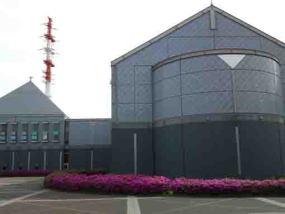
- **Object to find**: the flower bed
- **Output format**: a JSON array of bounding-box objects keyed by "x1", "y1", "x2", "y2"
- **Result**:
[
  {"x1": 0, "y1": 170, "x2": 54, "y2": 177},
  {"x1": 45, "y1": 172, "x2": 285, "y2": 195}
]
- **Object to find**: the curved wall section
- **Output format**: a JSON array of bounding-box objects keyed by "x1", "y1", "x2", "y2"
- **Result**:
[{"x1": 153, "y1": 51, "x2": 282, "y2": 121}]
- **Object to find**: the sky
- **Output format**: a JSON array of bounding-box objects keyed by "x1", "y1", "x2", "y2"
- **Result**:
[{"x1": 0, "y1": 0, "x2": 285, "y2": 118}]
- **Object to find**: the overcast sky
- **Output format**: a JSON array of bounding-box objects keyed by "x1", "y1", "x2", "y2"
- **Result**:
[{"x1": 0, "y1": 0, "x2": 285, "y2": 118}]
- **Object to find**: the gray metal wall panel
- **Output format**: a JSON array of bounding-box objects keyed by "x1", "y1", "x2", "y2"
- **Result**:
[
  {"x1": 117, "y1": 66, "x2": 134, "y2": 85},
  {"x1": 135, "y1": 66, "x2": 152, "y2": 84},
  {"x1": 260, "y1": 38, "x2": 285, "y2": 64},
  {"x1": 236, "y1": 55, "x2": 280, "y2": 75},
  {"x1": 117, "y1": 86, "x2": 134, "y2": 103},
  {"x1": 181, "y1": 55, "x2": 229, "y2": 74},
  {"x1": 171, "y1": 13, "x2": 213, "y2": 37},
  {"x1": 236, "y1": 92, "x2": 280, "y2": 114},
  {"x1": 215, "y1": 37, "x2": 261, "y2": 49},
  {"x1": 135, "y1": 104, "x2": 152, "y2": 122},
  {"x1": 135, "y1": 84, "x2": 152, "y2": 103},
  {"x1": 154, "y1": 97, "x2": 181, "y2": 120},
  {"x1": 117, "y1": 104, "x2": 135, "y2": 122},
  {"x1": 182, "y1": 92, "x2": 233, "y2": 115},
  {"x1": 181, "y1": 70, "x2": 232, "y2": 94},
  {"x1": 215, "y1": 13, "x2": 257, "y2": 36},
  {"x1": 235, "y1": 70, "x2": 280, "y2": 94},
  {"x1": 154, "y1": 76, "x2": 180, "y2": 101},
  {"x1": 168, "y1": 37, "x2": 214, "y2": 57},
  {"x1": 154, "y1": 61, "x2": 180, "y2": 82},
  {"x1": 68, "y1": 120, "x2": 111, "y2": 145}
]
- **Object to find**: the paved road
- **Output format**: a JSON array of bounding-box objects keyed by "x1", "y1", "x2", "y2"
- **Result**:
[{"x1": 0, "y1": 177, "x2": 285, "y2": 213}]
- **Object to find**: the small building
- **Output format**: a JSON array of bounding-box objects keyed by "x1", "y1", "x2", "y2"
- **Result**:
[{"x1": 0, "y1": 81, "x2": 65, "y2": 170}]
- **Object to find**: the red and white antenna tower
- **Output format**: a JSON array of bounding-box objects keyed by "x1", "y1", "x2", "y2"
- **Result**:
[{"x1": 42, "y1": 17, "x2": 56, "y2": 98}]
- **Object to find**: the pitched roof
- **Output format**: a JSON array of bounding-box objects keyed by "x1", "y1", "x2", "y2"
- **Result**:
[
  {"x1": 0, "y1": 81, "x2": 65, "y2": 116},
  {"x1": 111, "y1": 5, "x2": 285, "y2": 65}
]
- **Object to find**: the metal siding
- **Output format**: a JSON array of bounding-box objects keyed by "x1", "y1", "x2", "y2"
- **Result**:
[
  {"x1": 260, "y1": 38, "x2": 285, "y2": 64},
  {"x1": 215, "y1": 37, "x2": 261, "y2": 49},
  {"x1": 154, "y1": 97, "x2": 181, "y2": 120},
  {"x1": 181, "y1": 55, "x2": 229, "y2": 74},
  {"x1": 68, "y1": 120, "x2": 111, "y2": 145},
  {"x1": 135, "y1": 84, "x2": 152, "y2": 103},
  {"x1": 135, "y1": 104, "x2": 152, "y2": 122},
  {"x1": 235, "y1": 70, "x2": 280, "y2": 94},
  {"x1": 182, "y1": 92, "x2": 233, "y2": 115},
  {"x1": 168, "y1": 37, "x2": 214, "y2": 57},
  {"x1": 215, "y1": 13, "x2": 257, "y2": 36},
  {"x1": 171, "y1": 13, "x2": 213, "y2": 37},
  {"x1": 153, "y1": 61, "x2": 180, "y2": 82},
  {"x1": 117, "y1": 104, "x2": 135, "y2": 122},
  {"x1": 181, "y1": 70, "x2": 232, "y2": 94},
  {"x1": 236, "y1": 92, "x2": 279, "y2": 114},
  {"x1": 117, "y1": 86, "x2": 134, "y2": 103},
  {"x1": 135, "y1": 66, "x2": 152, "y2": 84},
  {"x1": 154, "y1": 76, "x2": 180, "y2": 101}
]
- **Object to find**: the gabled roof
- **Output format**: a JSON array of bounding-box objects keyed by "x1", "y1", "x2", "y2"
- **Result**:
[
  {"x1": 0, "y1": 81, "x2": 65, "y2": 116},
  {"x1": 111, "y1": 5, "x2": 285, "y2": 65}
]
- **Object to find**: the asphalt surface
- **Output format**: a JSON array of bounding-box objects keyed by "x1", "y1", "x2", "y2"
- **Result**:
[{"x1": 0, "y1": 177, "x2": 284, "y2": 213}]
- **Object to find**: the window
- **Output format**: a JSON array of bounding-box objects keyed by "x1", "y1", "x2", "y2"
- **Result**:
[
  {"x1": 10, "y1": 124, "x2": 17, "y2": 143},
  {"x1": 53, "y1": 123, "x2": 60, "y2": 142},
  {"x1": 31, "y1": 124, "x2": 39, "y2": 142},
  {"x1": 0, "y1": 124, "x2": 7, "y2": 143},
  {"x1": 42, "y1": 123, "x2": 49, "y2": 142},
  {"x1": 21, "y1": 124, "x2": 28, "y2": 142}
]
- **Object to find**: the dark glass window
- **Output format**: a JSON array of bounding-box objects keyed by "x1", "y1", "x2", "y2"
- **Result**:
[
  {"x1": 0, "y1": 124, "x2": 7, "y2": 143},
  {"x1": 42, "y1": 123, "x2": 49, "y2": 142},
  {"x1": 21, "y1": 124, "x2": 28, "y2": 142},
  {"x1": 53, "y1": 123, "x2": 60, "y2": 141},
  {"x1": 10, "y1": 124, "x2": 17, "y2": 143},
  {"x1": 31, "y1": 124, "x2": 39, "y2": 142}
]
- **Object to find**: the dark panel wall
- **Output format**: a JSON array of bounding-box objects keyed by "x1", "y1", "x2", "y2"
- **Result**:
[
  {"x1": 154, "y1": 124, "x2": 184, "y2": 177},
  {"x1": 69, "y1": 150, "x2": 91, "y2": 170},
  {"x1": 93, "y1": 147, "x2": 111, "y2": 171},
  {"x1": 15, "y1": 151, "x2": 28, "y2": 170},
  {"x1": 239, "y1": 121, "x2": 283, "y2": 178},
  {"x1": 46, "y1": 150, "x2": 62, "y2": 170},
  {"x1": 183, "y1": 121, "x2": 237, "y2": 178},
  {"x1": 30, "y1": 151, "x2": 43, "y2": 170},
  {"x1": 153, "y1": 119, "x2": 284, "y2": 179},
  {"x1": 111, "y1": 127, "x2": 153, "y2": 175},
  {"x1": 0, "y1": 151, "x2": 11, "y2": 170}
]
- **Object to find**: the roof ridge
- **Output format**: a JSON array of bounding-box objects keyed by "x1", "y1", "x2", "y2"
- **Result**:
[{"x1": 111, "y1": 5, "x2": 285, "y2": 65}]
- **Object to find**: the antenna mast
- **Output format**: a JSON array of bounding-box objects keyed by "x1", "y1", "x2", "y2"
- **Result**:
[{"x1": 43, "y1": 17, "x2": 55, "y2": 98}]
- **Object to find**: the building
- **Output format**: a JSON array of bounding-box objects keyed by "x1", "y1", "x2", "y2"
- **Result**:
[
  {"x1": 1, "y1": 5, "x2": 285, "y2": 179},
  {"x1": 0, "y1": 81, "x2": 65, "y2": 170},
  {"x1": 111, "y1": 5, "x2": 285, "y2": 178},
  {"x1": 0, "y1": 81, "x2": 111, "y2": 171}
]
